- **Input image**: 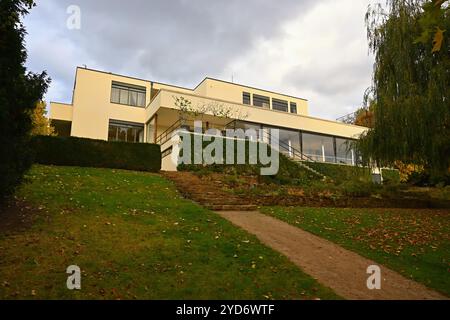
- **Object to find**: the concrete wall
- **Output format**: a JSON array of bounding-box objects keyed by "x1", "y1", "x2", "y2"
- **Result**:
[
  {"x1": 156, "y1": 89, "x2": 366, "y2": 139},
  {"x1": 194, "y1": 78, "x2": 309, "y2": 116},
  {"x1": 50, "y1": 103, "x2": 73, "y2": 122}
]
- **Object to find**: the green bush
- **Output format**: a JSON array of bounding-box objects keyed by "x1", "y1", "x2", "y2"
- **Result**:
[
  {"x1": 32, "y1": 136, "x2": 161, "y2": 172},
  {"x1": 177, "y1": 134, "x2": 319, "y2": 185},
  {"x1": 340, "y1": 180, "x2": 381, "y2": 198},
  {"x1": 307, "y1": 162, "x2": 372, "y2": 183},
  {"x1": 381, "y1": 168, "x2": 401, "y2": 184}
]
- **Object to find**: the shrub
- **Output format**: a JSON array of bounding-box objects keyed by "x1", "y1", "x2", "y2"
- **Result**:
[
  {"x1": 307, "y1": 162, "x2": 372, "y2": 183},
  {"x1": 381, "y1": 168, "x2": 400, "y2": 184},
  {"x1": 339, "y1": 180, "x2": 381, "y2": 198},
  {"x1": 32, "y1": 136, "x2": 161, "y2": 172}
]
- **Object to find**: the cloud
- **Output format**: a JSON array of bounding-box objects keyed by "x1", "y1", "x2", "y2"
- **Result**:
[
  {"x1": 221, "y1": 0, "x2": 375, "y2": 119},
  {"x1": 24, "y1": 0, "x2": 374, "y2": 119}
]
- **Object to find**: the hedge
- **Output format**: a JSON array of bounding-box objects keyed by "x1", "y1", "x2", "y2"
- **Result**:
[
  {"x1": 32, "y1": 136, "x2": 161, "y2": 172},
  {"x1": 176, "y1": 133, "x2": 321, "y2": 185},
  {"x1": 307, "y1": 162, "x2": 372, "y2": 183},
  {"x1": 175, "y1": 133, "x2": 402, "y2": 185}
]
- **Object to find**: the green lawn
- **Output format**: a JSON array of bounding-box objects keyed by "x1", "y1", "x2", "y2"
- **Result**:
[
  {"x1": 0, "y1": 165, "x2": 339, "y2": 300},
  {"x1": 261, "y1": 206, "x2": 450, "y2": 296}
]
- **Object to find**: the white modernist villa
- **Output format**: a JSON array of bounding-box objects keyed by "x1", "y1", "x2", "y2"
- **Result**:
[{"x1": 50, "y1": 67, "x2": 368, "y2": 171}]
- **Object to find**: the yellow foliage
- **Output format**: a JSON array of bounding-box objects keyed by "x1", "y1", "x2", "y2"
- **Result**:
[
  {"x1": 30, "y1": 101, "x2": 55, "y2": 136},
  {"x1": 394, "y1": 161, "x2": 424, "y2": 182},
  {"x1": 432, "y1": 27, "x2": 445, "y2": 53}
]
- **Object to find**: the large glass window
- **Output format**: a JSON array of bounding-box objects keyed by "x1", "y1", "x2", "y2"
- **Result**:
[
  {"x1": 232, "y1": 121, "x2": 261, "y2": 141},
  {"x1": 253, "y1": 94, "x2": 270, "y2": 109},
  {"x1": 278, "y1": 128, "x2": 301, "y2": 158},
  {"x1": 302, "y1": 132, "x2": 335, "y2": 163},
  {"x1": 335, "y1": 137, "x2": 355, "y2": 165},
  {"x1": 108, "y1": 120, "x2": 144, "y2": 143},
  {"x1": 111, "y1": 82, "x2": 146, "y2": 107},
  {"x1": 272, "y1": 98, "x2": 288, "y2": 112}
]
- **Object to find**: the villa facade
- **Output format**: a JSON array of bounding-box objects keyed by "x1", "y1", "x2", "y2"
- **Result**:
[{"x1": 50, "y1": 67, "x2": 367, "y2": 171}]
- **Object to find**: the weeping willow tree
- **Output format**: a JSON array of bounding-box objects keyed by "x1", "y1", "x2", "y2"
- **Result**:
[{"x1": 357, "y1": 0, "x2": 449, "y2": 180}]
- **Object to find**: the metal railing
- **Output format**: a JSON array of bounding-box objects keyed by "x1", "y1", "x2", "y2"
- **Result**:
[
  {"x1": 225, "y1": 119, "x2": 317, "y2": 164},
  {"x1": 155, "y1": 119, "x2": 182, "y2": 145}
]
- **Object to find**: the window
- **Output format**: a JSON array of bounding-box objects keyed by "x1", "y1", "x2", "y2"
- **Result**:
[
  {"x1": 278, "y1": 128, "x2": 301, "y2": 158},
  {"x1": 290, "y1": 102, "x2": 297, "y2": 114},
  {"x1": 302, "y1": 132, "x2": 335, "y2": 163},
  {"x1": 335, "y1": 137, "x2": 355, "y2": 165},
  {"x1": 243, "y1": 92, "x2": 251, "y2": 105},
  {"x1": 108, "y1": 120, "x2": 144, "y2": 143},
  {"x1": 111, "y1": 82, "x2": 146, "y2": 107},
  {"x1": 272, "y1": 98, "x2": 289, "y2": 112},
  {"x1": 253, "y1": 94, "x2": 270, "y2": 108}
]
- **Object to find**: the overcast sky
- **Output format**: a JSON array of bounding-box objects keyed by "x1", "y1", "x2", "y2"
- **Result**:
[{"x1": 24, "y1": 0, "x2": 375, "y2": 120}]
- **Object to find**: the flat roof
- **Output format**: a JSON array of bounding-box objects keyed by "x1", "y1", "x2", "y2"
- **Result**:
[
  {"x1": 76, "y1": 66, "x2": 308, "y2": 102},
  {"x1": 196, "y1": 77, "x2": 308, "y2": 102}
]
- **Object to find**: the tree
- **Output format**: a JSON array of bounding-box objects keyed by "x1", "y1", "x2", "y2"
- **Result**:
[
  {"x1": 0, "y1": 0, "x2": 50, "y2": 200},
  {"x1": 174, "y1": 96, "x2": 249, "y2": 128},
  {"x1": 30, "y1": 101, "x2": 55, "y2": 136},
  {"x1": 357, "y1": 0, "x2": 449, "y2": 181},
  {"x1": 353, "y1": 101, "x2": 376, "y2": 128}
]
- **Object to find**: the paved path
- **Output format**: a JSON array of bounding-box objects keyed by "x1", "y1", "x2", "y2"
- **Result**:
[{"x1": 217, "y1": 211, "x2": 447, "y2": 300}]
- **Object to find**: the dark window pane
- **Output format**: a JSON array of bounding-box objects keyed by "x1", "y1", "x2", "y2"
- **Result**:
[
  {"x1": 323, "y1": 136, "x2": 335, "y2": 163},
  {"x1": 127, "y1": 128, "x2": 134, "y2": 142},
  {"x1": 137, "y1": 128, "x2": 144, "y2": 142},
  {"x1": 272, "y1": 98, "x2": 288, "y2": 112},
  {"x1": 253, "y1": 94, "x2": 270, "y2": 108},
  {"x1": 336, "y1": 138, "x2": 354, "y2": 165},
  {"x1": 119, "y1": 89, "x2": 129, "y2": 105},
  {"x1": 108, "y1": 126, "x2": 117, "y2": 141},
  {"x1": 129, "y1": 91, "x2": 138, "y2": 106},
  {"x1": 279, "y1": 128, "x2": 301, "y2": 158},
  {"x1": 290, "y1": 102, "x2": 297, "y2": 114},
  {"x1": 118, "y1": 127, "x2": 127, "y2": 141},
  {"x1": 302, "y1": 133, "x2": 335, "y2": 162},
  {"x1": 137, "y1": 92, "x2": 146, "y2": 107},
  {"x1": 111, "y1": 87, "x2": 120, "y2": 103},
  {"x1": 243, "y1": 92, "x2": 251, "y2": 105}
]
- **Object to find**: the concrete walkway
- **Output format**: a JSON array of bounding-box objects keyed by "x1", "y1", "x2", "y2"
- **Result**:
[{"x1": 217, "y1": 211, "x2": 447, "y2": 300}]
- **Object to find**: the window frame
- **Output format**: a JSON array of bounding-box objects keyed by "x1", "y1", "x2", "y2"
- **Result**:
[
  {"x1": 110, "y1": 81, "x2": 146, "y2": 108},
  {"x1": 272, "y1": 98, "x2": 289, "y2": 112},
  {"x1": 253, "y1": 94, "x2": 270, "y2": 109},
  {"x1": 290, "y1": 102, "x2": 297, "y2": 114},
  {"x1": 243, "y1": 92, "x2": 251, "y2": 105},
  {"x1": 108, "y1": 119, "x2": 145, "y2": 143}
]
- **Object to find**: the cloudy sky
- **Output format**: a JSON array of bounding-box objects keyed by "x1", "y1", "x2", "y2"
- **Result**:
[{"x1": 24, "y1": 0, "x2": 375, "y2": 120}]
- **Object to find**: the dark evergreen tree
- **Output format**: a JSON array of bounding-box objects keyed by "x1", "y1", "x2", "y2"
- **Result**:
[{"x1": 0, "y1": 0, "x2": 50, "y2": 201}]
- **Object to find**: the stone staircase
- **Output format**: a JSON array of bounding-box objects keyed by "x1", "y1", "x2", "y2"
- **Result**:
[{"x1": 162, "y1": 172, "x2": 258, "y2": 211}]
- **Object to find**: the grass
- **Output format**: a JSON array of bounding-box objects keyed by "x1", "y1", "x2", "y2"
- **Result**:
[
  {"x1": 0, "y1": 165, "x2": 339, "y2": 300},
  {"x1": 260, "y1": 206, "x2": 450, "y2": 296}
]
